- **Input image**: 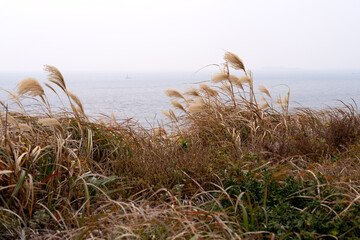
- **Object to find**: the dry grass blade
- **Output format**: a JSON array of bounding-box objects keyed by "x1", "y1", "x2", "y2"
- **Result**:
[
  {"x1": 338, "y1": 194, "x2": 360, "y2": 217},
  {"x1": 0, "y1": 208, "x2": 26, "y2": 226},
  {"x1": 0, "y1": 170, "x2": 13, "y2": 175}
]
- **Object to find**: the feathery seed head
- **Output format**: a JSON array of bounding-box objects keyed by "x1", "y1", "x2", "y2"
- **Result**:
[
  {"x1": 277, "y1": 91, "x2": 290, "y2": 108},
  {"x1": 171, "y1": 100, "x2": 186, "y2": 112},
  {"x1": 258, "y1": 101, "x2": 269, "y2": 109},
  {"x1": 162, "y1": 110, "x2": 171, "y2": 119},
  {"x1": 259, "y1": 96, "x2": 266, "y2": 102},
  {"x1": 240, "y1": 76, "x2": 252, "y2": 85},
  {"x1": 111, "y1": 112, "x2": 117, "y2": 122},
  {"x1": 282, "y1": 91, "x2": 290, "y2": 105},
  {"x1": 66, "y1": 91, "x2": 84, "y2": 114},
  {"x1": 228, "y1": 75, "x2": 244, "y2": 90},
  {"x1": 164, "y1": 89, "x2": 184, "y2": 99},
  {"x1": 199, "y1": 83, "x2": 218, "y2": 97},
  {"x1": 258, "y1": 85, "x2": 271, "y2": 98},
  {"x1": 189, "y1": 103, "x2": 203, "y2": 114},
  {"x1": 151, "y1": 127, "x2": 167, "y2": 137},
  {"x1": 19, "y1": 123, "x2": 33, "y2": 132},
  {"x1": 2, "y1": 113, "x2": 19, "y2": 127},
  {"x1": 220, "y1": 84, "x2": 232, "y2": 93},
  {"x1": 184, "y1": 87, "x2": 200, "y2": 97},
  {"x1": 16, "y1": 78, "x2": 44, "y2": 97},
  {"x1": 44, "y1": 65, "x2": 66, "y2": 91},
  {"x1": 211, "y1": 73, "x2": 228, "y2": 83},
  {"x1": 188, "y1": 97, "x2": 204, "y2": 114},
  {"x1": 224, "y1": 52, "x2": 245, "y2": 71},
  {"x1": 38, "y1": 118, "x2": 62, "y2": 130},
  {"x1": 169, "y1": 109, "x2": 178, "y2": 122}
]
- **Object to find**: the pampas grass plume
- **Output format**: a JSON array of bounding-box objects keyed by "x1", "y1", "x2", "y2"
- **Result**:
[
  {"x1": 228, "y1": 75, "x2": 244, "y2": 90},
  {"x1": 259, "y1": 96, "x2": 266, "y2": 102},
  {"x1": 171, "y1": 100, "x2": 186, "y2": 112},
  {"x1": 224, "y1": 52, "x2": 245, "y2": 71},
  {"x1": 258, "y1": 85, "x2": 271, "y2": 98},
  {"x1": 44, "y1": 65, "x2": 66, "y2": 91},
  {"x1": 66, "y1": 91, "x2": 84, "y2": 114},
  {"x1": 16, "y1": 78, "x2": 45, "y2": 97},
  {"x1": 188, "y1": 97, "x2": 204, "y2": 114},
  {"x1": 19, "y1": 123, "x2": 33, "y2": 132},
  {"x1": 258, "y1": 101, "x2": 269, "y2": 109},
  {"x1": 2, "y1": 113, "x2": 18, "y2": 127},
  {"x1": 188, "y1": 103, "x2": 203, "y2": 114},
  {"x1": 184, "y1": 87, "x2": 200, "y2": 97},
  {"x1": 151, "y1": 127, "x2": 167, "y2": 137},
  {"x1": 199, "y1": 83, "x2": 218, "y2": 97},
  {"x1": 169, "y1": 109, "x2": 178, "y2": 122},
  {"x1": 111, "y1": 112, "x2": 117, "y2": 122},
  {"x1": 165, "y1": 89, "x2": 184, "y2": 99},
  {"x1": 162, "y1": 110, "x2": 173, "y2": 120},
  {"x1": 282, "y1": 91, "x2": 290, "y2": 105},
  {"x1": 211, "y1": 73, "x2": 228, "y2": 83},
  {"x1": 38, "y1": 118, "x2": 62, "y2": 129},
  {"x1": 240, "y1": 76, "x2": 252, "y2": 85}
]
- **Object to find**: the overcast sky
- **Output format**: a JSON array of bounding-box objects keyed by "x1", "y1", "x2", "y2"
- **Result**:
[{"x1": 0, "y1": 0, "x2": 359, "y2": 71}]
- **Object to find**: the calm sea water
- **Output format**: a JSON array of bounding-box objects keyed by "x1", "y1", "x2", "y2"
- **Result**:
[{"x1": 1, "y1": 69, "x2": 359, "y2": 127}]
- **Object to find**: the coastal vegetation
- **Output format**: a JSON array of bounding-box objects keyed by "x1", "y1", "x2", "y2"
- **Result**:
[{"x1": 1, "y1": 53, "x2": 360, "y2": 239}]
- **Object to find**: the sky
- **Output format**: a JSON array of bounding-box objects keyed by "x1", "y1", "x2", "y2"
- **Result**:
[{"x1": 0, "y1": 0, "x2": 359, "y2": 71}]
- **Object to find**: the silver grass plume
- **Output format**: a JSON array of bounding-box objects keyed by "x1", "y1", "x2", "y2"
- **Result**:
[
  {"x1": 224, "y1": 52, "x2": 246, "y2": 72},
  {"x1": 16, "y1": 78, "x2": 44, "y2": 97},
  {"x1": 44, "y1": 65, "x2": 66, "y2": 91}
]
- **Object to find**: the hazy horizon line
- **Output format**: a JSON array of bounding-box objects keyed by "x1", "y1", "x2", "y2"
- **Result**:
[{"x1": 1, "y1": 67, "x2": 360, "y2": 73}]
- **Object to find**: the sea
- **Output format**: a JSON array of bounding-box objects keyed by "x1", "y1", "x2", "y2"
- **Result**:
[{"x1": 1, "y1": 69, "x2": 359, "y2": 127}]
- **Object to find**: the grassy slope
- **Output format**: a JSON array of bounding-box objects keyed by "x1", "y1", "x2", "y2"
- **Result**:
[{"x1": 1, "y1": 54, "x2": 360, "y2": 239}]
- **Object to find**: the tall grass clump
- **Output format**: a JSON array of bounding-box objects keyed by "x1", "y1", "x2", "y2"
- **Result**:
[{"x1": 1, "y1": 53, "x2": 360, "y2": 239}]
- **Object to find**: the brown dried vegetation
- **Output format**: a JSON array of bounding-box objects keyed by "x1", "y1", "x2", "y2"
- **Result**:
[{"x1": 1, "y1": 54, "x2": 360, "y2": 239}]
